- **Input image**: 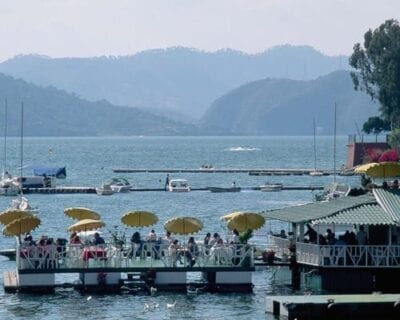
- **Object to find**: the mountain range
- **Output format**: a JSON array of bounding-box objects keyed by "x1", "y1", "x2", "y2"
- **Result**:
[
  {"x1": 0, "y1": 45, "x2": 379, "y2": 136},
  {"x1": 0, "y1": 73, "x2": 196, "y2": 136},
  {"x1": 200, "y1": 71, "x2": 378, "y2": 135},
  {"x1": 0, "y1": 45, "x2": 349, "y2": 122}
]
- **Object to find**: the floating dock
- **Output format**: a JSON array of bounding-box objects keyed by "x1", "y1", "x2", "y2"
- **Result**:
[
  {"x1": 266, "y1": 293, "x2": 400, "y2": 320},
  {"x1": 21, "y1": 185, "x2": 324, "y2": 194},
  {"x1": 113, "y1": 168, "x2": 352, "y2": 176}
]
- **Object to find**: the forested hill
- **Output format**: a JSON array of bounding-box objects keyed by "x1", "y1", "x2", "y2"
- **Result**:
[
  {"x1": 200, "y1": 71, "x2": 378, "y2": 135},
  {"x1": 0, "y1": 73, "x2": 197, "y2": 136},
  {"x1": 0, "y1": 45, "x2": 348, "y2": 121}
]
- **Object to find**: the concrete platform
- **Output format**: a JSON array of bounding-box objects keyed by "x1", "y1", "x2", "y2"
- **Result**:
[{"x1": 267, "y1": 293, "x2": 400, "y2": 320}]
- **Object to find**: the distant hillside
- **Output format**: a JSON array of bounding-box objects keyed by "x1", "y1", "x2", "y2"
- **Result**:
[
  {"x1": 0, "y1": 45, "x2": 348, "y2": 121},
  {"x1": 200, "y1": 71, "x2": 378, "y2": 135},
  {"x1": 0, "y1": 73, "x2": 197, "y2": 136}
]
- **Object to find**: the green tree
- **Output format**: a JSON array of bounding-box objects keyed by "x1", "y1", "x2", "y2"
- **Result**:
[
  {"x1": 389, "y1": 129, "x2": 400, "y2": 149},
  {"x1": 350, "y1": 19, "x2": 400, "y2": 129},
  {"x1": 362, "y1": 116, "x2": 390, "y2": 134}
]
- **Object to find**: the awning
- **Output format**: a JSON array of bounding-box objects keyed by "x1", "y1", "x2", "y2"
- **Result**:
[
  {"x1": 374, "y1": 188, "x2": 400, "y2": 223},
  {"x1": 264, "y1": 195, "x2": 375, "y2": 224},
  {"x1": 312, "y1": 203, "x2": 395, "y2": 225}
]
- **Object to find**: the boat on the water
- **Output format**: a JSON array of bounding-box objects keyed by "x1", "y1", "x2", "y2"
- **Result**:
[
  {"x1": 109, "y1": 178, "x2": 131, "y2": 193},
  {"x1": 208, "y1": 186, "x2": 241, "y2": 193},
  {"x1": 167, "y1": 179, "x2": 190, "y2": 192},
  {"x1": 9, "y1": 195, "x2": 39, "y2": 214},
  {"x1": 96, "y1": 183, "x2": 114, "y2": 195},
  {"x1": 259, "y1": 183, "x2": 283, "y2": 192},
  {"x1": 0, "y1": 174, "x2": 20, "y2": 196},
  {"x1": 315, "y1": 182, "x2": 351, "y2": 201}
]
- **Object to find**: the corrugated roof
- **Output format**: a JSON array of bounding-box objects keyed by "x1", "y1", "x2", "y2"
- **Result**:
[
  {"x1": 374, "y1": 189, "x2": 400, "y2": 223},
  {"x1": 264, "y1": 195, "x2": 375, "y2": 224},
  {"x1": 312, "y1": 203, "x2": 395, "y2": 225}
]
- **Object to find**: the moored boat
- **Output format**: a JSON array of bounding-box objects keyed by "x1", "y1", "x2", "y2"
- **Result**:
[
  {"x1": 109, "y1": 178, "x2": 131, "y2": 193},
  {"x1": 96, "y1": 183, "x2": 114, "y2": 195},
  {"x1": 167, "y1": 179, "x2": 190, "y2": 192},
  {"x1": 260, "y1": 183, "x2": 283, "y2": 191}
]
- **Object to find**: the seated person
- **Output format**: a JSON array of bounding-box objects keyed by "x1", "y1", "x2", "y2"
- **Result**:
[
  {"x1": 69, "y1": 232, "x2": 82, "y2": 245},
  {"x1": 146, "y1": 229, "x2": 157, "y2": 242},
  {"x1": 163, "y1": 231, "x2": 174, "y2": 244},
  {"x1": 93, "y1": 232, "x2": 105, "y2": 246},
  {"x1": 204, "y1": 232, "x2": 211, "y2": 246},
  {"x1": 209, "y1": 233, "x2": 221, "y2": 247}
]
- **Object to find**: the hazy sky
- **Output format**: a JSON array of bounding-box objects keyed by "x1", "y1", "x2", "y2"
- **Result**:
[{"x1": 0, "y1": 0, "x2": 399, "y2": 62}]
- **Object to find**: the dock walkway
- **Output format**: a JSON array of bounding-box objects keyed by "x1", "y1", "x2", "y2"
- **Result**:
[
  {"x1": 113, "y1": 168, "x2": 352, "y2": 176},
  {"x1": 267, "y1": 293, "x2": 400, "y2": 320}
]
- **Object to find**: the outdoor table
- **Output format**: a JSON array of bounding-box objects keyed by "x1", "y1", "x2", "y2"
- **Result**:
[{"x1": 82, "y1": 246, "x2": 106, "y2": 261}]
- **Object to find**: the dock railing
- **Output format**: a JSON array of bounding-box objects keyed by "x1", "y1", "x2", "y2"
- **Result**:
[
  {"x1": 16, "y1": 240, "x2": 254, "y2": 271},
  {"x1": 269, "y1": 235, "x2": 400, "y2": 268}
]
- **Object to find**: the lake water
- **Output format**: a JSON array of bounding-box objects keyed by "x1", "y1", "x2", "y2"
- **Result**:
[{"x1": 0, "y1": 136, "x2": 359, "y2": 319}]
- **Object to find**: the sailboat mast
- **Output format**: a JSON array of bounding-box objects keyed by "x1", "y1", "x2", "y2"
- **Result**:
[
  {"x1": 3, "y1": 99, "x2": 7, "y2": 173},
  {"x1": 313, "y1": 117, "x2": 317, "y2": 171},
  {"x1": 20, "y1": 102, "x2": 24, "y2": 180},
  {"x1": 333, "y1": 103, "x2": 337, "y2": 183}
]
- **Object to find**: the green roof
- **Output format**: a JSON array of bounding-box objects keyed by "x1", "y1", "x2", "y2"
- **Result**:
[
  {"x1": 264, "y1": 194, "x2": 375, "y2": 224},
  {"x1": 374, "y1": 189, "x2": 400, "y2": 223},
  {"x1": 312, "y1": 203, "x2": 395, "y2": 225}
]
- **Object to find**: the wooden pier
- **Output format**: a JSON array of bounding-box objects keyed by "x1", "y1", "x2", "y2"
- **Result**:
[
  {"x1": 266, "y1": 293, "x2": 400, "y2": 320},
  {"x1": 20, "y1": 185, "x2": 324, "y2": 194},
  {"x1": 112, "y1": 168, "x2": 351, "y2": 176}
]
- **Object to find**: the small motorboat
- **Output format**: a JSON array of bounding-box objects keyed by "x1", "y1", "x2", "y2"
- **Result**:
[
  {"x1": 309, "y1": 170, "x2": 324, "y2": 176},
  {"x1": 208, "y1": 186, "x2": 241, "y2": 193},
  {"x1": 260, "y1": 183, "x2": 283, "y2": 192},
  {"x1": 167, "y1": 179, "x2": 190, "y2": 192},
  {"x1": 96, "y1": 183, "x2": 114, "y2": 195},
  {"x1": 200, "y1": 164, "x2": 214, "y2": 170},
  {"x1": 109, "y1": 178, "x2": 131, "y2": 193},
  {"x1": 315, "y1": 183, "x2": 351, "y2": 201}
]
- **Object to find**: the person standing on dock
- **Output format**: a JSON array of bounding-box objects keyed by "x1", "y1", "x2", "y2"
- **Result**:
[{"x1": 165, "y1": 174, "x2": 170, "y2": 191}]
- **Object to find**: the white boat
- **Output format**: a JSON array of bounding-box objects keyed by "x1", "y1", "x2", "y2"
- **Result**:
[
  {"x1": 260, "y1": 183, "x2": 283, "y2": 192},
  {"x1": 0, "y1": 174, "x2": 20, "y2": 196},
  {"x1": 309, "y1": 170, "x2": 324, "y2": 176},
  {"x1": 96, "y1": 183, "x2": 114, "y2": 195},
  {"x1": 109, "y1": 178, "x2": 131, "y2": 193},
  {"x1": 167, "y1": 179, "x2": 191, "y2": 192},
  {"x1": 315, "y1": 182, "x2": 351, "y2": 201},
  {"x1": 9, "y1": 196, "x2": 39, "y2": 214}
]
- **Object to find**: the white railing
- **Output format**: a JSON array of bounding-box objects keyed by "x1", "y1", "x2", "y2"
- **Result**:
[
  {"x1": 16, "y1": 241, "x2": 254, "y2": 271},
  {"x1": 268, "y1": 236, "x2": 400, "y2": 268},
  {"x1": 267, "y1": 235, "x2": 291, "y2": 259},
  {"x1": 296, "y1": 242, "x2": 400, "y2": 268}
]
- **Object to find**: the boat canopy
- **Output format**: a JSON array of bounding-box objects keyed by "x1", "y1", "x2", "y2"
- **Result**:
[{"x1": 31, "y1": 166, "x2": 66, "y2": 179}]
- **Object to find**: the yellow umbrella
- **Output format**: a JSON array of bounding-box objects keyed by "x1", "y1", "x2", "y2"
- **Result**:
[
  {"x1": 64, "y1": 207, "x2": 101, "y2": 220},
  {"x1": 354, "y1": 161, "x2": 400, "y2": 178},
  {"x1": 226, "y1": 212, "x2": 265, "y2": 232},
  {"x1": 0, "y1": 210, "x2": 34, "y2": 225},
  {"x1": 3, "y1": 216, "x2": 41, "y2": 237},
  {"x1": 67, "y1": 219, "x2": 105, "y2": 232},
  {"x1": 164, "y1": 216, "x2": 203, "y2": 235},
  {"x1": 121, "y1": 211, "x2": 158, "y2": 228}
]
